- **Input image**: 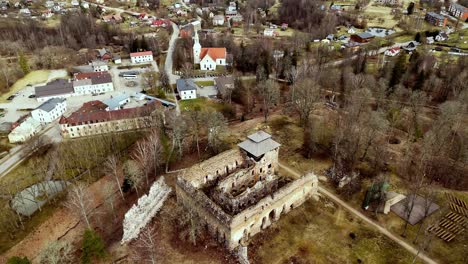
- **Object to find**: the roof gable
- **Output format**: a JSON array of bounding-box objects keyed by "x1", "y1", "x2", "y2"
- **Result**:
[{"x1": 200, "y1": 48, "x2": 226, "y2": 61}]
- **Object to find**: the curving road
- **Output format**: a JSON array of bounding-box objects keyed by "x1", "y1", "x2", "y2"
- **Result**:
[{"x1": 278, "y1": 163, "x2": 438, "y2": 264}]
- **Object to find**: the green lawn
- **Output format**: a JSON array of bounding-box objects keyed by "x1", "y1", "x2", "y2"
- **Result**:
[
  {"x1": 0, "y1": 70, "x2": 50, "y2": 102},
  {"x1": 195, "y1": 80, "x2": 215, "y2": 87},
  {"x1": 178, "y1": 97, "x2": 224, "y2": 112}
]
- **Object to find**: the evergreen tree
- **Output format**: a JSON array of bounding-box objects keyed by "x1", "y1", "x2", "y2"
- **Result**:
[
  {"x1": 18, "y1": 51, "x2": 30, "y2": 75},
  {"x1": 388, "y1": 54, "x2": 407, "y2": 92},
  {"x1": 407, "y1": 2, "x2": 415, "y2": 15},
  {"x1": 81, "y1": 229, "x2": 106, "y2": 264},
  {"x1": 414, "y1": 32, "x2": 421, "y2": 42},
  {"x1": 6, "y1": 256, "x2": 30, "y2": 264}
]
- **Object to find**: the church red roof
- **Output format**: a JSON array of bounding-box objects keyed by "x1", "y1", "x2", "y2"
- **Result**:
[{"x1": 200, "y1": 48, "x2": 226, "y2": 61}]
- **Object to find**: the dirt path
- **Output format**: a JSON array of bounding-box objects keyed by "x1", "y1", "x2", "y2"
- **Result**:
[{"x1": 278, "y1": 163, "x2": 439, "y2": 264}]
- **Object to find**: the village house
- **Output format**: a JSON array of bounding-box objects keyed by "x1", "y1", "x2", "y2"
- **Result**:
[
  {"x1": 18, "y1": 8, "x2": 31, "y2": 16},
  {"x1": 350, "y1": 32, "x2": 375, "y2": 43},
  {"x1": 263, "y1": 28, "x2": 278, "y2": 37},
  {"x1": 102, "y1": 13, "x2": 123, "y2": 23},
  {"x1": 114, "y1": 56, "x2": 122, "y2": 64},
  {"x1": 375, "y1": 0, "x2": 400, "y2": 6},
  {"x1": 8, "y1": 117, "x2": 42, "y2": 143},
  {"x1": 180, "y1": 24, "x2": 195, "y2": 38},
  {"x1": 425, "y1": 12, "x2": 447, "y2": 27},
  {"x1": 90, "y1": 60, "x2": 109, "y2": 72},
  {"x1": 214, "y1": 76, "x2": 234, "y2": 100},
  {"x1": 193, "y1": 31, "x2": 227, "y2": 71},
  {"x1": 102, "y1": 94, "x2": 130, "y2": 111},
  {"x1": 213, "y1": 15, "x2": 225, "y2": 26},
  {"x1": 59, "y1": 100, "x2": 160, "y2": 139},
  {"x1": 448, "y1": 2, "x2": 468, "y2": 21},
  {"x1": 31, "y1": 98, "x2": 67, "y2": 124},
  {"x1": 35, "y1": 79, "x2": 75, "y2": 102},
  {"x1": 151, "y1": 19, "x2": 170, "y2": 27},
  {"x1": 73, "y1": 72, "x2": 114, "y2": 95},
  {"x1": 71, "y1": 0, "x2": 79, "y2": 6},
  {"x1": 435, "y1": 32, "x2": 449, "y2": 42},
  {"x1": 44, "y1": 0, "x2": 54, "y2": 8},
  {"x1": 176, "y1": 79, "x2": 198, "y2": 100},
  {"x1": 384, "y1": 47, "x2": 401, "y2": 57},
  {"x1": 176, "y1": 131, "x2": 318, "y2": 250},
  {"x1": 130, "y1": 51, "x2": 153, "y2": 64},
  {"x1": 97, "y1": 48, "x2": 112, "y2": 61},
  {"x1": 42, "y1": 9, "x2": 53, "y2": 18},
  {"x1": 225, "y1": 1, "x2": 237, "y2": 17}
]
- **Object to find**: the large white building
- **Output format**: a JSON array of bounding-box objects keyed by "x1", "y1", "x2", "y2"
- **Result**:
[
  {"x1": 31, "y1": 98, "x2": 67, "y2": 124},
  {"x1": 35, "y1": 79, "x2": 75, "y2": 102},
  {"x1": 176, "y1": 79, "x2": 198, "y2": 100},
  {"x1": 130, "y1": 51, "x2": 154, "y2": 64},
  {"x1": 8, "y1": 117, "x2": 42, "y2": 143},
  {"x1": 193, "y1": 31, "x2": 227, "y2": 71},
  {"x1": 73, "y1": 72, "x2": 114, "y2": 95},
  {"x1": 90, "y1": 60, "x2": 109, "y2": 72}
]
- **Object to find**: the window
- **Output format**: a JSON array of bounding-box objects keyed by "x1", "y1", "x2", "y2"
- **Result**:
[{"x1": 268, "y1": 164, "x2": 272, "y2": 168}]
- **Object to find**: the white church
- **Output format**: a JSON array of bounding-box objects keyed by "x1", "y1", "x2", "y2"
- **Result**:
[{"x1": 193, "y1": 31, "x2": 227, "y2": 71}]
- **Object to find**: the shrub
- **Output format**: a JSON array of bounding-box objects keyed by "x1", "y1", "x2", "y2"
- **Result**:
[
  {"x1": 81, "y1": 229, "x2": 106, "y2": 264},
  {"x1": 7, "y1": 256, "x2": 31, "y2": 264}
]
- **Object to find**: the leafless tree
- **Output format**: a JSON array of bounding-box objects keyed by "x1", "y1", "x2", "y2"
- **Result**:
[
  {"x1": 65, "y1": 183, "x2": 94, "y2": 229},
  {"x1": 103, "y1": 155, "x2": 124, "y2": 200},
  {"x1": 147, "y1": 128, "x2": 163, "y2": 177},
  {"x1": 38, "y1": 241, "x2": 73, "y2": 264},
  {"x1": 256, "y1": 79, "x2": 280, "y2": 122},
  {"x1": 131, "y1": 226, "x2": 159, "y2": 264},
  {"x1": 291, "y1": 78, "x2": 321, "y2": 126},
  {"x1": 132, "y1": 139, "x2": 153, "y2": 187},
  {"x1": 124, "y1": 160, "x2": 144, "y2": 196},
  {"x1": 103, "y1": 181, "x2": 117, "y2": 222},
  {"x1": 205, "y1": 111, "x2": 227, "y2": 154},
  {"x1": 141, "y1": 71, "x2": 159, "y2": 91}
]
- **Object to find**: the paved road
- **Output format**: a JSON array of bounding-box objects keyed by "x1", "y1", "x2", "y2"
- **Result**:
[
  {"x1": 278, "y1": 163, "x2": 438, "y2": 264},
  {"x1": 165, "y1": 21, "x2": 181, "y2": 115},
  {"x1": 0, "y1": 123, "x2": 61, "y2": 179}
]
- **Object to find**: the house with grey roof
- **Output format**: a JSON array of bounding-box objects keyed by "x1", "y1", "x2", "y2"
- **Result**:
[
  {"x1": 176, "y1": 79, "x2": 198, "y2": 100},
  {"x1": 31, "y1": 98, "x2": 67, "y2": 124},
  {"x1": 72, "y1": 72, "x2": 114, "y2": 95},
  {"x1": 35, "y1": 79, "x2": 74, "y2": 102},
  {"x1": 238, "y1": 131, "x2": 281, "y2": 161}
]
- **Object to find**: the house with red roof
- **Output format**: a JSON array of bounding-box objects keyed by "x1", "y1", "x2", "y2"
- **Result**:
[
  {"x1": 151, "y1": 19, "x2": 170, "y2": 28},
  {"x1": 384, "y1": 47, "x2": 401, "y2": 57},
  {"x1": 59, "y1": 100, "x2": 160, "y2": 138},
  {"x1": 130, "y1": 51, "x2": 154, "y2": 64},
  {"x1": 193, "y1": 31, "x2": 227, "y2": 71}
]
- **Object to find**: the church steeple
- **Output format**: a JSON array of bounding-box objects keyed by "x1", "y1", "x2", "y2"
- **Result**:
[{"x1": 193, "y1": 30, "x2": 201, "y2": 64}]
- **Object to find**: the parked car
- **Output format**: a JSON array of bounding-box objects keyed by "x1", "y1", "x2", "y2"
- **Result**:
[
  {"x1": 28, "y1": 94, "x2": 36, "y2": 98},
  {"x1": 434, "y1": 46, "x2": 443, "y2": 51},
  {"x1": 7, "y1": 95, "x2": 15, "y2": 100}
]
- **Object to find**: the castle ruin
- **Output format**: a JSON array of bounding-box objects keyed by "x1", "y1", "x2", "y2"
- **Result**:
[{"x1": 176, "y1": 131, "x2": 318, "y2": 250}]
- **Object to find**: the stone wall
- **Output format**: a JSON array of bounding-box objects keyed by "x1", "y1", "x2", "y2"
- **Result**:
[{"x1": 228, "y1": 173, "x2": 318, "y2": 249}]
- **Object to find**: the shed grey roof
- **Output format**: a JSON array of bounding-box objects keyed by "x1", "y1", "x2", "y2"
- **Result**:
[
  {"x1": 103, "y1": 94, "x2": 129, "y2": 109},
  {"x1": 35, "y1": 79, "x2": 74, "y2": 98},
  {"x1": 427, "y1": 11, "x2": 445, "y2": 20},
  {"x1": 357, "y1": 32, "x2": 374, "y2": 39},
  {"x1": 238, "y1": 131, "x2": 281, "y2": 158},
  {"x1": 176, "y1": 79, "x2": 198, "y2": 93},
  {"x1": 36, "y1": 98, "x2": 66, "y2": 112}
]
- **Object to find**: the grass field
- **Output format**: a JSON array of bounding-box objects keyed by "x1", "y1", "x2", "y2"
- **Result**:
[
  {"x1": 178, "y1": 97, "x2": 224, "y2": 112},
  {"x1": 0, "y1": 70, "x2": 50, "y2": 102},
  {"x1": 195, "y1": 80, "x2": 215, "y2": 86},
  {"x1": 250, "y1": 198, "x2": 421, "y2": 264}
]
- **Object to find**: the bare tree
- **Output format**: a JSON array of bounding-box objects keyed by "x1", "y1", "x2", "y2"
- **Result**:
[
  {"x1": 147, "y1": 128, "x2": 162, "y2": 177},
  {"x1": 141, "y1": 71, "x2": 159, "y2": 91},
  {"x1": 205, "y1": 111, "x2": 227, "y2": 154},
  {"x1": 131, "y1": 226, "x2": 159, "y2": 264},
  {"x1": 38, "y1": 241, "x2": 73, "y2": 264},
  {"x1": 65, "y1": 183, "x2": 94, "y2": 229},
  {"x1": 103, "y1": 181, "x2": 117, "y2": 222},
  {"x1": 124, "y1": 160, "x2": 144, "y2": 196},
  {"x1": 103, "y1": 155, "x2": 124, "y2": 200},
  {"x1": 291, "y1": 78, "x2": 321, "y2": 126},
  {"x1": 256, "y1": 79, "x2": 280, "y2": 122},
  {"x1": 132, "y1": 139, "x2": 152, "y2": 187}
]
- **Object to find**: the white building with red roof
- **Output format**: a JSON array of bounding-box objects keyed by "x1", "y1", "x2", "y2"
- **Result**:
[
  {"x1": 130, "y1": 51, "x2": 154, "y2": 64},
  {"x1": 193, "y1": 31, "x2": 227, "y2": 71},
  {"x1": 384, "y1": 47, "x2": 401, "y2": 57}
]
